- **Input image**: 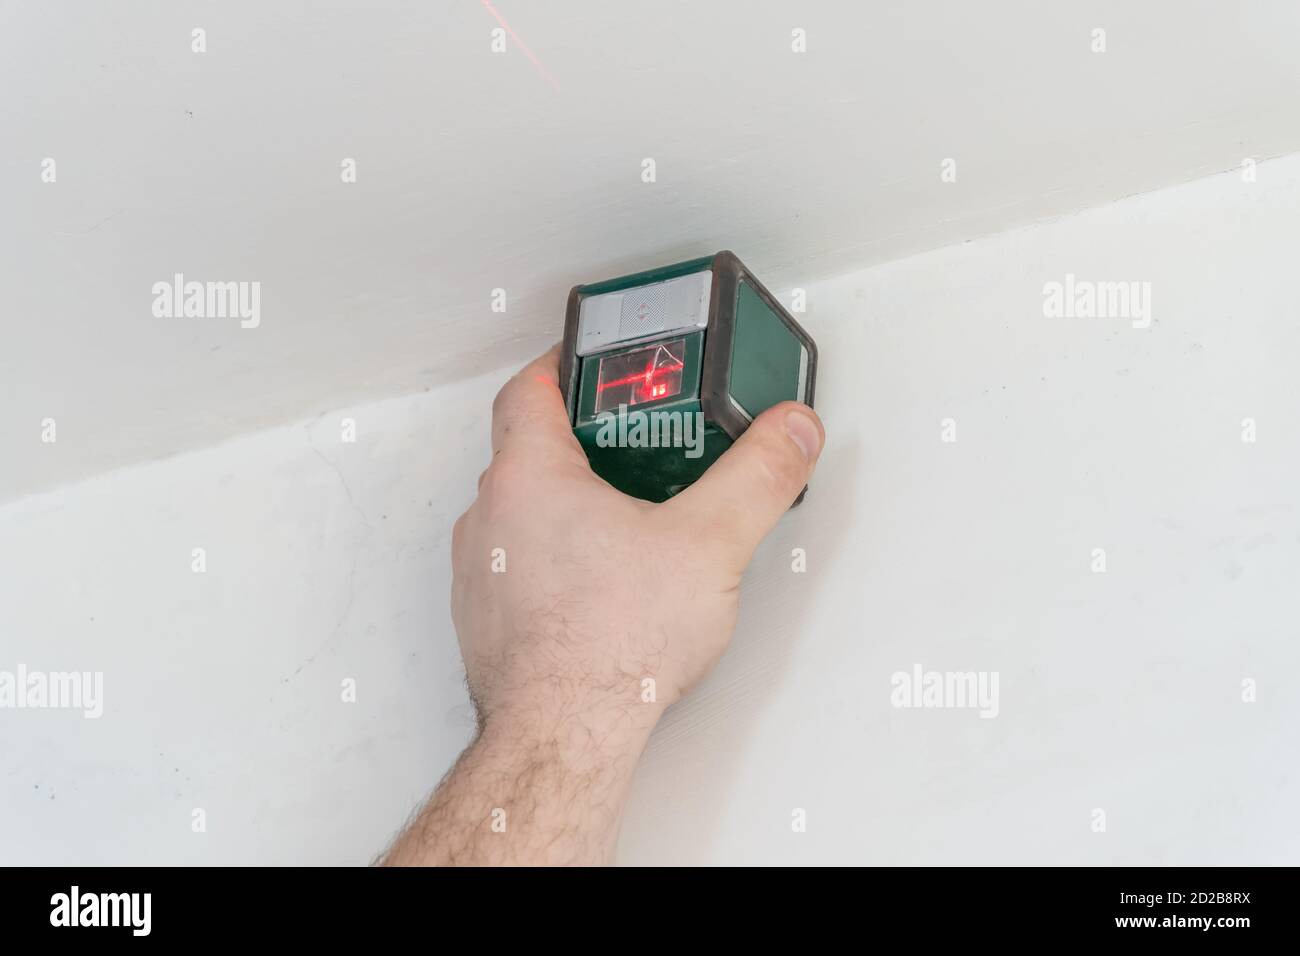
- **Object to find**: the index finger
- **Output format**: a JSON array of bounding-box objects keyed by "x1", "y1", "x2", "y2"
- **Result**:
[{"x1": 490, "y1": 343, "x2": 585, "y2": 459}]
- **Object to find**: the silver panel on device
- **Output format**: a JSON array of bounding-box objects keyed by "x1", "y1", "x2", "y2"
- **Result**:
[{"x1": 576, "y1": 270, "x2": 711, "y2": 356}]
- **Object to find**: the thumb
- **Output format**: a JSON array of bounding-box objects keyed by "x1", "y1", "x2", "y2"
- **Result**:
[{"x1": 666, "y1": 401, "x2": 824, "y2": 569}]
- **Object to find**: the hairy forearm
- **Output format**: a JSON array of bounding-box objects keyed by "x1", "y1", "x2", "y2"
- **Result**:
[{"x1": 381, "y1": 702, "x2": 660, "y2": 866}]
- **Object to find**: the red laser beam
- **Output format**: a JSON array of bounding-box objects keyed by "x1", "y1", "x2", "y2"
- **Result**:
[
  {"x1": 479, "y1": 0, "x2": 561, "y2": 91},
  {"x1": 596, "y1": 357, "x2": 685, "y2": 393}
]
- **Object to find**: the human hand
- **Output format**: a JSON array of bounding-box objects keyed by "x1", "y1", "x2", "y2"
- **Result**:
[
  {"x1": 453, "y1": 343, "x2": 823, "y2": 725},
  {"x1": 381, "y1": 343, "x2": 823, "y2": 865}
]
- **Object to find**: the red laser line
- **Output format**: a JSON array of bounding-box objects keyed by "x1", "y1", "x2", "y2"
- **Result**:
[
  {"x1": 479, "y1": 0, "x2": 561, "y2": 91},
  {"x1": 596, "y1": 359, "x2": 684, "y2": 392}
]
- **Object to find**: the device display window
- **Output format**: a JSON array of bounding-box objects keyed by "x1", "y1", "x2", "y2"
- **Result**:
[{"x1": 594, "y1": 338, "x2": 687, "y2": 413}]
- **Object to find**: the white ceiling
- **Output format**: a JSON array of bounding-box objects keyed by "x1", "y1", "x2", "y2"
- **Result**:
[{"x1": 5, "y1": 0, "x2": 1300, "y2": 502}]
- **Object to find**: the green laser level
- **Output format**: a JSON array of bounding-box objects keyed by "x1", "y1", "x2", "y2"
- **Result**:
[{"x1": 559, "y1": 250, "x2": 818, "y2": 503}]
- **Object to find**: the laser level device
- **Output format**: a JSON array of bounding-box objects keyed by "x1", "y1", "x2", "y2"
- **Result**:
[{"x1": 559, "y1": 250, "x2": 818, "y2": 503}]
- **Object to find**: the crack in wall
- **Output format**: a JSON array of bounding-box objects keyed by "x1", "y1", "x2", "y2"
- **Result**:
[{"x1": 281, "y1": 415, "x2": 375, "y2": 684}]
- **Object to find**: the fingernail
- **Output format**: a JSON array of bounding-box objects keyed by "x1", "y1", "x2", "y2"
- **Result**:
[{"x1": 784, "y1": 408, "x2": 822, "y2": 461}]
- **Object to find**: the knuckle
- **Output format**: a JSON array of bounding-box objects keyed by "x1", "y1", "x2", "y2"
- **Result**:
[
  {"x1": 754, "y1": 430, "x2": 807, "y2": 497},
  {"x1": 451, "y1": 511, "x2": 469, "y2": 553},
  {"x1": 492, "y1": 378, "x2": 550, "y2": 440},
  {"x1": 490, "y1": 377, "x2": 517, "y2": 421},
  {"x1": 481, "y1": 453, "x2": 527, "y2": 491},
  {"x1": 474, "y1": 454, "x2": 532, "y2": 519}
]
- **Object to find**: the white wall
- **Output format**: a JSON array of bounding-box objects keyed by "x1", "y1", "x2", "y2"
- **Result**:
[
  {"x1": 6, "y1": 0, "x2": 1300, "y2": 502},
  {"x1": 3, "y1": 154, "x2": 1297, "y2": 864}
]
